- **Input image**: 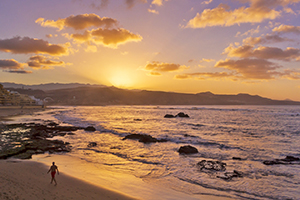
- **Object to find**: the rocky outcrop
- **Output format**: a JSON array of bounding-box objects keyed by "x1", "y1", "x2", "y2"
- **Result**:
[
  {"x1": 196, "y1": 160, "x2": 226, "y2": 171},
  {"x1": 164, "y1": 112, "x2": 190, "y2": 118},
  {"x1": 263, "y1": 156, "x2": 300, "y2": 165},
  {"x1": 122, "y1": 134, "x2": 168, "y2": 143},
  {"x1": 217, "y1": 170, "x2": 243, "y2": 180},
  {"x1": 88, "y1": 142, "x2": 97, "y2": 147},
  {"x1": 178, "y1": 145, "x2": 198, "y2": 154},
  {"x1": 85, "y1": 126, "x2": 96, "y2": 132},
  {"x1": 0, "y1": 122, "x2": 95, "y2": 160}
]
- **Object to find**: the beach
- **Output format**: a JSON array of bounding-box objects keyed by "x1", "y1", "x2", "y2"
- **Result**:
[{"x1": 0, "y1": 159, "x2": 135, "y2": 200}]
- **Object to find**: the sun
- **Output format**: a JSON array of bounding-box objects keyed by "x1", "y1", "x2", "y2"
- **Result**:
[{"x1": 109, "y1": 71, "x2": 134, "y2": 88}]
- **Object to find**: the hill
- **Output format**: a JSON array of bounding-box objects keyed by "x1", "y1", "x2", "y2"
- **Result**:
[{"x1": 3, "y1": 84, "x2": 300, "y2": 106}]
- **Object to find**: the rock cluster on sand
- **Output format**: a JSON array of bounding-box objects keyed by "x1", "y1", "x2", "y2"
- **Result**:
[{"x1": 0, "y1": 122, "x2": 96, "y2": 159}]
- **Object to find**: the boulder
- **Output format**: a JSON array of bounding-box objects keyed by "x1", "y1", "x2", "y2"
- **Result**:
[
  {"x1": 164, "y1": 114, "x2": 175, "y2": 118},
  {"x1": 178, "y1": 145, "x2": 198, "y2": 154},
  {"x1": 123, "y1": 134, "x2": 158, "y2": 143},
  {"x1": 85, "y1": 126, "x2": 96, "y2": 132},
  {"x1": 217, "y1": 170, "x2": 243, "y2": 180},
  {"x1": 87, "y1": 142, "x2": 97, "y2": 147},
  {"x1": 176, "y1": 112, "x2": 189, "y2": 118}
]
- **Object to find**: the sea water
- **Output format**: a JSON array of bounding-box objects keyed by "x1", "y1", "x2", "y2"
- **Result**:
[{"x1": 12, "y1": 105, "x2": 300, "y2": 199}]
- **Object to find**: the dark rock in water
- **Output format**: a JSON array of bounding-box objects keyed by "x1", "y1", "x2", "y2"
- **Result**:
[
  {"x1": 47, "y1": 122, "x2": 59, "y2": 127},
  {"x1": 67, "y1": 132, "x2": 76, "y2": 135},
  {"x1": 176, "y1": 112, "x2": 190, "y2": 118},
  {"x1": 178, "y1": 145, "x2": 198, "y2": 154},
  {"x1": 123, "y1": 134, "x2": 157, "y2": 143},
  {"x1": 164, "y1": 114, "x2": 175, "y2": 118},
  {"x1": 88, "y1": 142, "x2": 97, "y2": 147},
  {"x1": 84, "y1": 126, "x2": 96, "y2": 132},
  {"x1": 134, "y1": 118, "x2": 142, "y2": 121},
  {"x1": 197, "y1": 160, "x2": 226, "y2": 171},
  {"x1": 217, "y1": 170, "x2": 243, "y2": 180},
  {"x1": 232, "y1": 157, "x2": 242, "y2": 160},
  {"x1": 263, "y1": 156, "x2": 300, "y2": 165}
]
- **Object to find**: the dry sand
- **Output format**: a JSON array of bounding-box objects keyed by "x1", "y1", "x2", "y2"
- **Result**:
[{"x1": 0, "y1": 159, "x2": 135, "y2": 200}]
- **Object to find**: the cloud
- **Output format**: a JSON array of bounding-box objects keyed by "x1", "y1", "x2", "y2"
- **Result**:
[
  {"x1": 236, "y1": 26, "x2": 260, "y2": 37},
  {"x1": 282, "y1": 70, "x2": 300, "y2": 80},
  {"x1": 151, "y1": 0, "x2": 169, "y2": 6},
  {"x1": 224, "y1": 44, "x2": 300, "y2": 61},
  {"x1": 175, "y1": 72, "x2": 231, "y2": 80},
  {"x1": 36, "y1": 13, "x2": 118, "y2": 30},
  {"x1": 202, "y1": 0, "x2": 213, "y2": 5},
  {"x1": 0, "y1": 59, "x2": 24, "y2": 70},
  {"x1": 68, "y1": 28, "x2": 142, "y2": 48},
  {"x1": 148, "y1": 9, "x2": 159, "y2": 14},
  {"x1": 186, "y1": 0, "x2": 293, "y2": 28},
  {"x1": 215, "y1": 58, "x2": 280, "y2": 80},
  {"x1": 144, "y1": 61, "x2": 189, "y2": 74},
  {"x1": 0, "y1": 36, "x2": 69, "y2": 55},
  {"x1": 6, "y1": 70, "x2": 32, "y2": 74},
  {"x1": 125, "y1": 0, "x2": 147, "y2": 9},
  {"x1": 27, "y1": 55, "x2": 68, "y2": 69},
  {"x1": 243, "y1": 34, "x2": 292, "y2": 45},
  {"x1": 272, "y1": 24, "x2": 300, "y2": 34},
  {"x1": 200, "y1": 58, "x2": 215, "y2": 62}
]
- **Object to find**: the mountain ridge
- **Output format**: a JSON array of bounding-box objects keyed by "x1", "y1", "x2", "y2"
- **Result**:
[{"x1": 2, "y1": 83, "x2": 300, "y2": 105}]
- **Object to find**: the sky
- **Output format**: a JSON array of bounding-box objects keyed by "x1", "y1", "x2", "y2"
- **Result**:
[{"x1": 1, "y1": 0, "x2": 300, "y2": 101}]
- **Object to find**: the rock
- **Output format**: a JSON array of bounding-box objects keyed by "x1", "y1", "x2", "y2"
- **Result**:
[
  {"x1": 85, "y1": 126, "x2": 96, "y2": 132},
  {"x1": 123, "y1": 134, "x2": 158, "y2": 143},
  {"x1": 197, "y1": 160, "x2": 226, "y2": 171},
  {"x1": 178, "y1": 145, "x2": 198, "y2": 154},
  {"x1": 232, "y1": 157, "x2": 242, "y2": 160},
  {"x1": 217, "y1": 170, "x2": 243, "y2": 180},
  {"x1": 263, "y1": 156, "x2": 300, "y2": 165},
  {"x1": 47, "y1": 122, "x2": 59, "y2": 127},
  {"x1": 164, "y1": 114, "x2": 175, "y2": 118},
  {"x1": 88, "y1": 142, "x2": 97, "y2": 147},
  {"x1": 176, "y1": 112, "x2": 189, "y2": 118}
]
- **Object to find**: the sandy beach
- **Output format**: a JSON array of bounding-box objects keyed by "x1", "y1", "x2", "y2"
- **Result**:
[
  {"x1": 0, "y1": 106, "x2": 46, "y2": 120},
  {"x1": 0, "y1": 159, "x2": 135, "y2": 200}
]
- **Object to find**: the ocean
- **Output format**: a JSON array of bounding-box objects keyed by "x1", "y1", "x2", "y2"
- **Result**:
[{"x1": 11, "y1": 105, "x2": 300, "y2": 199}]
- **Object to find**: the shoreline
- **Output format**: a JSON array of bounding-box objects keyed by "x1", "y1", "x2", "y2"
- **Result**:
[
  {"x1": 0, "y1": 106, "x2": 233, "y2": 200},
  {"x1": 0, "y1": 159, "x2": 135, "y2": 200},
  {"x1": 0, "y1": 105, "x2": 46, "y2": 121}
]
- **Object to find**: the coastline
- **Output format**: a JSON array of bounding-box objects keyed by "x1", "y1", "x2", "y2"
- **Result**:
[{"x1": 0, "y1": 106, "x2": 233, "y2": 200}]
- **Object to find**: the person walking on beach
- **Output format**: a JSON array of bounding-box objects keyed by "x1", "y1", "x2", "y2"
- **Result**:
[{"x1": 47, "y1": 162, "x2": 59, "y2": 186}]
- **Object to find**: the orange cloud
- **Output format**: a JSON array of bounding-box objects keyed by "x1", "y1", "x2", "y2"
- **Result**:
[
  {"x1": 148, "y1": 9, "x2": 159, "y2": 14},
  {"x1": 186, "y1": 1, "x2": 284, "y2": 28},
  {"x1": 69, "y1": 28, "x2": 142, "y2": 48},
  {"x1": 272, "y1": 24, "x2": 300, "y2": 34},
  {"x1": 0, "y1": 36, "x2": 69, "y2": 55},
  {"x1": 27, "y1": 55, "x2": 68, "y2": 69},
  {"x1": 175, "y1": 72, "x2": 231, "y2": 80},
  {"x1": 36, "y1": 13, "x2": 118, "y2": 30},
  {"x1": 0, "y1": 59, "x2": 24, "y2": 70},
  {"x1": 243, "y1": 34, "x2": 292, "y2": 45},
  {"x1": 225, "y1": 44, "x2": 300, "y2": 61},
  {"x1": 215, "y1": 58, "x2": 280, "y2": 80},
  {"x1": 144, "y1": 61, "x2": 189, "y2": 73},
  {"x1": 0, "y1": 59, "x2": 32, "y2": 74}
]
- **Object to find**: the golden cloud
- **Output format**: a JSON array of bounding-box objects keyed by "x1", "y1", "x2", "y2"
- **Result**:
[
  {"x1": 215, "y1": 58, "x2": 280, "y2": 80},
  {"x1": 36, "y1": 13, "x2": 118, "y2": 30},
  {"x1": 144, "y1": 61, "x2": 189, "y2": 73},
  {"x1": 0, "y1": 59, "x2": 24, "y2": 70},
  {"x1": 225, "y1": 44, "x2": 300, "y2": 61},
  {"x1": 272, "y1": 24, "x2": 300, "y2": 34},
  {"x1": 187, "y1": 1, "x2": 281, "y2": 28},
  {"x1": 243, "y1": 34, "x2": 292, "y2": 45},
  {"x1": 0, "y1": 36, "x2": 69, "y2": 55},
  {"x1": 27, "y1": 55, "x2": 68, "y2": 69},
  {"x1": 175, "y1": 72, "x2": 231, "y2": 80},
  {"x1": 69, "y1": 28, "x2": 142, "y2": 48}
]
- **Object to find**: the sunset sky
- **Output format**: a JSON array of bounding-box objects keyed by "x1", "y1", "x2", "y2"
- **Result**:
[{"x1": 1, "y1": 0, "x2": 300, "y2": 101}]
